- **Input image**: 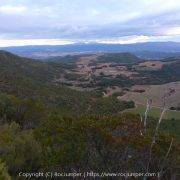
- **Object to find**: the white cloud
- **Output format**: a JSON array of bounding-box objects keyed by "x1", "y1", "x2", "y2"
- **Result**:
[
  {"x1": 0, "y1": 5, "x2": 27, "y2": 14},
  {"x1": 0, "y1": 39, "x2": 75, "y2": 47},
  {"x1": 96, "y1": 36, "x2": 150, "y2": 44},
  {"x1": 80, "y1": 35, "x2": 178, "y2": 44},
  {"x1": 166, "y1": 27, "x2": 180, "y2": 36},
  {"x1": 0, "y1": 1, "x2": 180, "y2": 43},
  {"x1": 0, "y1": 35, "x2": 173, "y2": 47}
]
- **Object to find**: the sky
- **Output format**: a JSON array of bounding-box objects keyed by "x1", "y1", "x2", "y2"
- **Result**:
[{"x1": 0, "y1": 0, "x2": 180, "y2": 46}]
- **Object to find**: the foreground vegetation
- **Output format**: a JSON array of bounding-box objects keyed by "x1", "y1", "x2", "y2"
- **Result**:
[{"x1": 0, "y1": 99, "x2": 179, "y2": 179}]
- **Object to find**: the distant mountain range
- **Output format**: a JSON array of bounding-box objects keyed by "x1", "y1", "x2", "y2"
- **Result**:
[{"x1": 1, "y1": 42, "x2": 180, "y2": 60}]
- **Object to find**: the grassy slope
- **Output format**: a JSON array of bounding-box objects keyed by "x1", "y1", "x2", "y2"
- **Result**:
[
  {"x1": 125, "y1": 105, "x2": 180, "y2": 119},
  {"x1": 120, "y1": 82, "x2": 180, "y2": 108},
  {"x1": 124, "y1": 105, "x2": 180, "y2": 138}
]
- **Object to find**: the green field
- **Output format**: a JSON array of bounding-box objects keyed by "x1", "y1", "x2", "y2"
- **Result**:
[
  {"x1": 124, "y1": 105, "x2": 180, "y2": 120},
  {"x1": 124, "y1": 105, "x2": 180, "y2": 138}
]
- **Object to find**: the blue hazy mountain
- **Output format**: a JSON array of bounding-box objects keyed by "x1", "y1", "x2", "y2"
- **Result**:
[{"x1": 1, "y1": 42, "x2": 180, "y2": 59}]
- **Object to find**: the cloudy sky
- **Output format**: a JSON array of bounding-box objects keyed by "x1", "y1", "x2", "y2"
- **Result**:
[{"x1": 0, "y1": 0, "x2": 180, "y2": 46}]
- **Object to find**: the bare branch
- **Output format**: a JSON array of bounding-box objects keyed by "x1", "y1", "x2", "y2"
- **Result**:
[
  {"x1": 144, "y1": 107, "x2": 167, "y2": 180},
  {"x1": 158, "y1": 138, "x2": 174, "y2": 180},
  {"x1": 144, "y1": 99, "x2": 152, "y2": 134}
]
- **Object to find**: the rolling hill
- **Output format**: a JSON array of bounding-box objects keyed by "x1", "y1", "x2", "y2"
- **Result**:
[{"x1": 97, "y1": 52, "x2": 143, "y2": 64}]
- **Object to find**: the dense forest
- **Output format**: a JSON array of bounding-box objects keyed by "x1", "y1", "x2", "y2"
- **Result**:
[{"x1": 0, "y1": 51, "x2": 179, "y2": 179}]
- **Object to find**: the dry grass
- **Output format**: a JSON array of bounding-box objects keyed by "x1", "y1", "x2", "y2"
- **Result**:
[
  {"x1": 134, "y1": 61, "x2": 173, "y2": 71},
  {"x1": 118, "y1": 82, "x2": 180, "y2": 108}
]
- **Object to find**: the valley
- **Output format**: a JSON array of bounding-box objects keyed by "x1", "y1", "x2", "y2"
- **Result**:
[{"x1": 52, "y1": 53, "x2": 180, "y2": 119}]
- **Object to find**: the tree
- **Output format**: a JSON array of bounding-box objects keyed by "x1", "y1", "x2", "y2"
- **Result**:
[
  {"x1": 0, "y1": 122, "x2": 42, "y2": 176},
  {"x1": 0, "y1": 160, "x2": 11, "y2": 180}
]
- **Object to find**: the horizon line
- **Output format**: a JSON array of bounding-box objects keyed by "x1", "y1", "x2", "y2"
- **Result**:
[{"x1": 1, "y1": 41, "x2": 180, "y2": 48}]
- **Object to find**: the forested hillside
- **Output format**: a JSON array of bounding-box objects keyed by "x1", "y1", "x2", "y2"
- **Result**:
[
  {"x1": 97, "y1": 52, "x2": 143, "y2": 64},
  {"x1": 0, "y1": 51, "x2": 134, "y2": 115}
]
